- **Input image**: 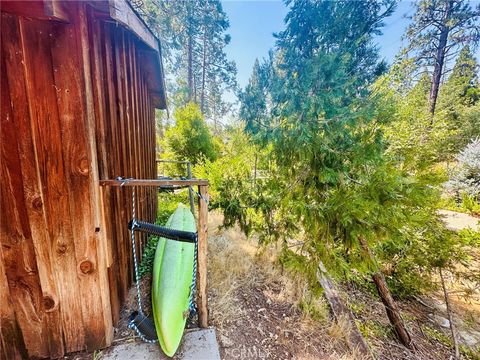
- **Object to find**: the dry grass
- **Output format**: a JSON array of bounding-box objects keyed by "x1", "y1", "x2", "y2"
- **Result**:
[
  {"x1": 207, "y1": 211, "x2": 466, "y2": 359},
  {"x1": 208, "y1": 211, "x2": 329, "y2": 328},
  {"x1": 207, "y1": 212, "x2": 360, "y2": 359}
]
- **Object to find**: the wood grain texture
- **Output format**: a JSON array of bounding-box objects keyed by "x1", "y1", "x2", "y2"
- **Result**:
[
  {"x1": 197, "y1": 185, "x2": 209, "y2": 328},
  {"x1": 1, "y1": 13, "x2": 65, "y2": 358},
  {"x1": 19, "y1": 17, "x2": 87, "y2": 353},
  {"x1": 1, "y1": 0, "x2": 69, "y2": 22},
  {"x1": 1, "y1": 3, "x2": 163, "y2": 357}
]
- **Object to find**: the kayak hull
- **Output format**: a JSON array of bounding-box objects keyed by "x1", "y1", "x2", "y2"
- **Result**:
[{"x1": 152, "y1": 203, "x2": 196, "y2": 357}]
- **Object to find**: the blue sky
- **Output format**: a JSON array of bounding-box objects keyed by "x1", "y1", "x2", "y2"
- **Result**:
[{"x1": 223, "y1": 0, "x2": 416, "y2": 90}]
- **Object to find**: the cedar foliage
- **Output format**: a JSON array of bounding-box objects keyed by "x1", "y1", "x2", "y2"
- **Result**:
[{"x1": 163, "y1": 103, "x2": 218, "y2": 166}]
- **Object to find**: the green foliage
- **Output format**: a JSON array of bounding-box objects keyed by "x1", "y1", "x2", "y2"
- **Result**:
[
  {"x1": 163, "y1": 103, "x2": 219, "y2": 166},
  {"x1": 225, "y1": 0, "x2": 479, "y2": 300},
  {"x1": 459, "y1": 193, "x2": 480, "y2": 216},
  {"x1": 236, "y1": 1, "x2": 467, "y2": 299},
  {"x1": 239, "y1": 57, "x2": 273, "y2": 136},
  {"x1": 439, "y1": 193, "x2": 480, "y2": 216},
  {"x1": 358, "y1": 320, "x2": 394, "y2": 340},
  {"x1": 145, "y1": 0, "x2": 480, "y2": 304},
  {"x1": 132, "y1": 0, "x2": 237, "y2": 120},
  {"x1": 378, "y1": 47, "x2": 480, "y2": 175},
  {"x1": 422, "y1": 324, "x2": 453, "y2": 346},
  {"x1": 193, "y1": 125, "x2": 287, "y2": 241},
  {"x1": 458, "y1": 228, "x2": 480, "y2": 247},
  {"x1": 139, "y1": 191, "x2": 190, "y2": 277},
  {"x1": 380, "y1": 71, "x2": 456, "y2": 170},
  {"x1": 404, "y1": 0, "x2": 480, "y2": 73}
]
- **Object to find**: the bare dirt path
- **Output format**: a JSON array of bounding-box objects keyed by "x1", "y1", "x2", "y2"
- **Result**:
[{"x1": 438, "y1": 209, "x2": 479, "y2": 232}]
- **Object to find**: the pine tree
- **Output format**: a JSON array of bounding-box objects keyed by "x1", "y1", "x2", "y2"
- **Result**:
[
  {"x1": 239, "y1": 58, "x2": 271, "y2": 136},
  {"x1": 163, "y1": 102, "x2": 218, "y2": 165},
  {"x1": 404, "y1": 0, "x2": 480, "y2": 115},
  {"x1": 438, "y1": 46, "x2": 480, "y2": 150},
  {"x1": 440, "y1": 46, "x2": 480, "y2": 108},
  {"x1": 131, "y1": 0, "x2": 237, "y2": 121}
]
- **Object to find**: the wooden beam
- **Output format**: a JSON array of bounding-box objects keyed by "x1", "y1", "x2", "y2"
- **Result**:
[
  {"x1": 99, "y1": 178, "x2": 208, "y2": 187},
  {"x1": 108, "y1": 0, "x2": 157, "y2": 52},
  {"x1": 1, "y1": 0, "x2": 69, "y2": 22},
  {"x1": 156, "y1": 159, "x2": 190, "y2": 164},
  {"x1": 197, "y1": 185, "x2": 209, "y2": 328}
]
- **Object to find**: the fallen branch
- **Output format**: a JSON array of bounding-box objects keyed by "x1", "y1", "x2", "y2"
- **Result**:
[
  {"x1": 413, "y1": 296, "x2": 436, "y2": 311},
  {"x1": 439, "y1": 268, "x2": 460, "y2": 360},
  {"x1": 317, "y1": 261, "x2": 374, "y2": 359}
]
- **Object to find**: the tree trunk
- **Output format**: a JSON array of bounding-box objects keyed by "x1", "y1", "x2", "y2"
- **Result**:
[
  {"x1": 439, "y1": 268, "x2": 460, "y2": 359},
  {"x1": 253, "y1": 153, "x2": 258, "y2": 188},
  {"x1": 200, "y1": 26, "x2": 207, "y2": 114},
  {"x1": 429, "y1": 0, "x2": 452, "y2": 116},
  {"x1": 187, "y1": 4, "x2": 194, "y2": 102},
  {"x1": 187, "y1": 33, "x2": 193, "y2": 101},
  {"x1": 317, "y1": 261, "x2": 373, "y2": 358},
  {"x1": 359, "y1": 237, "x2": 414, "y2": 349}
]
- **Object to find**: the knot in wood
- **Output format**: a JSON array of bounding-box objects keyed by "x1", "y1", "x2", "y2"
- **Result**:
[
  {"x1": 56, "y1": 242, "x2": 67, "y2": 254},
  {"x1": 32, "y1": 196, "x2": 43, "y2": 211},
  {"x1": 79, "y1": 260, "x2": 94, "y2": 274},
  {"x1": 43, "y1": 295, "x2": 56, "y2": 312},
  {"x1": 77, "y1": 157, "x2": 89, "y2": 176}
]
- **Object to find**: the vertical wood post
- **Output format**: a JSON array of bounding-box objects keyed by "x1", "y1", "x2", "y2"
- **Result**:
[
  {"x1": 187, "y1": 162, "x2": 195, "y2": 214},
  {"x1": 197, "y1": 185, "x2": 209, "y2": 328}
]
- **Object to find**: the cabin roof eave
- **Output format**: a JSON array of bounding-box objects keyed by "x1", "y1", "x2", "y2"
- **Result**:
[{"x1": 1, "y1": 0, "x2": 167, "y2": 109}]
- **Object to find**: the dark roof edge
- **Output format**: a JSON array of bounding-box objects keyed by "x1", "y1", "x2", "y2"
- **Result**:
[{"x1": 108, "y1": 0, "x2": 167, "y2": 109}]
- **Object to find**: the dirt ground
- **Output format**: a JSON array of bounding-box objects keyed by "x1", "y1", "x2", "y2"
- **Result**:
[
  {"x1": 205, "y1": 212, "x2": 479, "y2": 360},
  {"x1": 65, "y1": 210, "x2": 480, "y2": 360}
]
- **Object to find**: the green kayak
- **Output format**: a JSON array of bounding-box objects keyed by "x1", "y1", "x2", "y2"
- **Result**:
[{"x1": 152, "y1": 203, "x2": 196, "y2": 357}]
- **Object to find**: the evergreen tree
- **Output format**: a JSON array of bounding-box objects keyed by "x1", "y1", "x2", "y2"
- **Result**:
[
  {"x1": 438, "y1": 46, "x2": 480, "y2": 151},
  {"x1": 440, "y1": 46, "x2": 480, "y2": 108},
  {"x1": 404, "y1": 0, "x2": 480, "y2": 115},
  {"x1": 238, "y1": 58, "x2": 271, "y2": 136},
  {"x1": 239, "y1": 0, "x2": 428, "y2": 348},
  {"x1": 163, "y1": 103, "x2": 218, "y2": 165},
  {"x1": 131, "y1": 0, "x2": 237, "y2": 121}
]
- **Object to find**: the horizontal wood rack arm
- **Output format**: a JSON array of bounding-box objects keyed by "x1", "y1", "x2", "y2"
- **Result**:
[{"x1": 99, "y1": 178, "x2": 208, "y2": 187}]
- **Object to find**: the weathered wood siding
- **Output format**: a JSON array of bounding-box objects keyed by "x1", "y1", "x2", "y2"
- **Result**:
[{"x1": 1, "y1": 2, "x2": 158, "y2": 358}]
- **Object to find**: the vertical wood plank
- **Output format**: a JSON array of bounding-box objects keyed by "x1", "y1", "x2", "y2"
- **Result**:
[
  {"x1": 197, "y1": 185, "x2": 209, "y2": 328},
  {"x1": 89, "y1": 11, "x2": 120, "y2": 325},
  {"x1": 19, "y1": 16, "x2": 87, "y2": 353},
  {"x1": 1, "y1": 13, "x2": 65, "y2": 358},
  {"x1": 105, "y1": 24, "x2": 127, "y2": 304},
  {"x1": 125, "y1": 36, "x2": 142, "y2": 260},
  {"x1": 77, "y1": 4, "x2": 114, "y2": 347},
  {"x1": 113, "y1": 27, "x2": 131, "y2": 300},
  {"x1": 48, "y1": 3, "x2": 112, "y2": 349},
  {"x1": 131, "y1": 40, "x2": 146, "y2": 253},
  {"x1": 0, "y1": 248, "x2": 27, "y2": 360},
  {"x1": 1, "y1": 30, "x2": 39, "y2": 358}
]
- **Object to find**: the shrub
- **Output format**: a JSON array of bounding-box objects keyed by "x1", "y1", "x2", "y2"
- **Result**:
[
  {"x1": 445, "y1": 138, "x2": 480, "y2": 198},
  {"x1": 163, "y1": 102, "x2": 219, "y2": 166}
]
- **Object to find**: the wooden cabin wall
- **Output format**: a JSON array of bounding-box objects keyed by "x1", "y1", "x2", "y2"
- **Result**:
[
  {"x1": 88, "y1": 10, "x2": 158, "y2": 325},
  {"x1": 1, "y1": 2, "x2": 158, "y2": 359}
]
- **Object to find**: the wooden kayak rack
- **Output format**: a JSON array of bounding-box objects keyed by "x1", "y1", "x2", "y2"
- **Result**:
[{"x1": 99, "y1": 178, "x2": 209, "y2": 328}]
